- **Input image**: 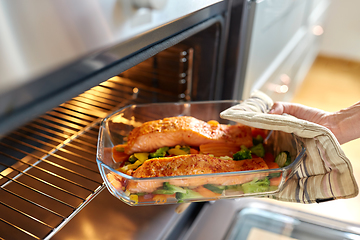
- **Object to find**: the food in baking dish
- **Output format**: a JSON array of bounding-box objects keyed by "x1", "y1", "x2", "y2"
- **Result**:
[
  {"x1": 96, "y1": 101, "x2": 305, "y2": 206},
  {"x1": 105, "y1": 116, "x2": 289, "y2": 204}
]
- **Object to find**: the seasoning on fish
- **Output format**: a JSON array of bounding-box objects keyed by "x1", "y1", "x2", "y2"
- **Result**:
[
  {"x1": 126, "y1": 154, "x2": 269, "y2": 192},
  {"x1": 124, "y1": 116, "x2": 253, "y2": 155}
]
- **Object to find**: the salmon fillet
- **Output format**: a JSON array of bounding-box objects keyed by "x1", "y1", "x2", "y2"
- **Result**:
[
  {"x1": 126, "y1": 154, "x2": 268, "y2": 193},
  {"x1": 124, "y1": 116, "x2": 252, "y2": 155}
]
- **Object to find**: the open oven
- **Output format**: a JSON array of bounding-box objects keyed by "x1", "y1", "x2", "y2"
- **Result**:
[{"x1": 0, "y1": 0, "x2": 334, "y2": 239}]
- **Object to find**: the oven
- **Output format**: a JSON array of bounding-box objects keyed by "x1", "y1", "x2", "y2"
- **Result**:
[{"x1": 0, "y1": 0, "x2": 334, "y2": 239}]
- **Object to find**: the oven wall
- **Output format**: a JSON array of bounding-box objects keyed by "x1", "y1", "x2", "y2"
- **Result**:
[{"x1": 0, "y1": 0, "x2": 228, "y2": 138}]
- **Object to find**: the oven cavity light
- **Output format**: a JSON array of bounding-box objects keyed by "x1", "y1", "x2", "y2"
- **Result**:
[{"x1": 132, "y1": 87, "x2": 139, "y2": 99}]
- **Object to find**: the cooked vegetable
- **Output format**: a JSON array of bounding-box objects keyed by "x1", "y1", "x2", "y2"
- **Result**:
[
  {"x1": 112, "y1": 145, "x2": 130, "y2": 163},
  {"x1": 269, "y1": 172, "x2": 281, "y2": 179},
  {"x1": 225, "y1": 184, "x2": 243, "y2": 191},
  {"x1": 128, "y1": 152, "x2": 149, "y2": 164},
  {"x1": 180, "y1": 146, "x2": 191, "y2": 154},
  {"x1": 267, "y1": 161, "x2": 280, "y2": 169},
  {"x1": 252, "y1": 135, "x2": 264, "y2": 145},
  {"x1": 129, "y1": 194, "x2": 139, "y2": 204},
  {"x1": 242, "y1": 178, "x2": 270, "y2": 193},
  {"x1": 233, "y1": 145, "x2": 252, "y2": 160},
  {"x1": 153, "y1": 194, "x2": 168, "y2": 204},
  {"x1": 200, "y1": 142, "x2": 240, "y2": 157},
  {"x1": 128, "y1": 155, "x2": 137, "y2": 163},
  {"x1": 203, "y1": 184, "x2": 226, "y2": 194},
  {"x1": 176, "y1": 188, "x2": 203, "y2": 202},
  {"x1": 164, "y1": 182, "x2": 187, "y2": 193},
  {"x1": 119, "y1": 160, "x2": 142, "y2": 172},
  {"x1": 195, "y1": 186, "x2": 221, "y2": 198},
  {"x1": 168, "y1": 147, "x2": 188, "y2": 156},
  {"x1": 223, "y1": 184, "x2": 244, "y2": 195},
  {"x1": 119, "y1": 153, "x2": 149, "y2": 172},
  {"x1": 269, "y1": 176, "x2": 282, "y2": 186},
  {"x1": 267, "y1": 162, "x2": 281, "y2": 178},
  {"x1": 134, "y1": 153, "x2": 149, "y2": 161},
  {"x1": 275, "y1": 151, "x2": 291, "y2": 167},
  {"x1": 189, "y1": 148, "x2": 199, "y2": 154},
  {"x1": 149, "y1": 147, "x2": 169, "y2": 158},
  {"x1": 153, "y1": 183, "x2": 187, "y2": 195},
  {"x1": 250, "y1": 143, "x2": 265, "y2": 157},
  {"x1": 153, "y1": 189, "x2": 177, "y2": 195}
]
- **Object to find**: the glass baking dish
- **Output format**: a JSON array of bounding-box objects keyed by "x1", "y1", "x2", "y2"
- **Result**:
[{"x1": 96, "y1": 100, "x2": 306, "y2": 206}]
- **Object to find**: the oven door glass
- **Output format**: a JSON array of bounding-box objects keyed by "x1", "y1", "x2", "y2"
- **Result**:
[{"x1": 226, "y1": 207, "x2": 360, "y2": 240}]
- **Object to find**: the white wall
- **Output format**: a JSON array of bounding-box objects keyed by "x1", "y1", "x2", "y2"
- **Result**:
[{"x1": 319, "y1": 0, "x2": 360, "y2": 61}]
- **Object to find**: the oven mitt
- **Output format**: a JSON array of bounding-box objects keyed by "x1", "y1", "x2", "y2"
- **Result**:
[{"x1": 220, "y1": 90, "x2": 359, "y2": 204}]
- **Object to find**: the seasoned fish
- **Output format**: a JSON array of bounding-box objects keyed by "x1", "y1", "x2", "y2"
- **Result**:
[
  {"x1": 124, "y1": 116, "x2": 252, "y2": 155},
  {"x1": 126, "y1": 154, "x2": 268, "y2": 192}
]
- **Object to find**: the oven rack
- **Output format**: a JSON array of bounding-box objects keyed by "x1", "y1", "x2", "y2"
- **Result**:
[
  {"x1": 0, "y1": 83, "x2": 182, "y2": 240},
  {"x1": 0, "y1": 44, "x2": 191, "y2": 240},
  {"x1": 0, "y1": 79, "x2": 172, "y2": 240}
]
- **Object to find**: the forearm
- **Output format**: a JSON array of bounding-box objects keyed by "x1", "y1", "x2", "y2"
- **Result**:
[{"x1": 328, "y1": 101, "x2": 360, "y2": 144}]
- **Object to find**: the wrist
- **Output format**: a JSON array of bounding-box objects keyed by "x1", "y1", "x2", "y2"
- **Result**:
[
  {"x1": 324, "y1": 112, "x2": 343, "y2": 142},
  {"x1": 326, "y1": 102, "x2": 360, "y2": 144}
]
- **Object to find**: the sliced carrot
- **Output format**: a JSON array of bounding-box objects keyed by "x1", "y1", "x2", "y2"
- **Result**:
[
  {"x1": 152, "y1": 194, "x2": 168, "y2": 204},
  {"x1": 270, "y1": 176, "x2": 282, "y2": 186},
  {"x1": 267, "y1": 161, "x2": 280, "y2": 169},
  {"x1": 195, "y1": 186, "x2": 221, "y2": 198},
  {"x1": 190, "y1": 148, "x2": 199, "y2": 154},
  {"x1": 199, "y1": 142, "x2": 240, "y2": 157},
  {"x1": 112, "y1": 145, "x2": 130, "y2": 163},
  {"x1": 267, "y1": 161, "x2": 282, "y2": 186}
]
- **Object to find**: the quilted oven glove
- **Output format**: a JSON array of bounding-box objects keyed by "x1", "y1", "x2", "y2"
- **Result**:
[{"x1": 220, "y1": 90, "x2": 358, "y2": 204}]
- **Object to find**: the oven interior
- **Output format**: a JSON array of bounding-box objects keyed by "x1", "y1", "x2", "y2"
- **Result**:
[{"x1": 0, "y1": 19, "x2": 228, "y2": 240}]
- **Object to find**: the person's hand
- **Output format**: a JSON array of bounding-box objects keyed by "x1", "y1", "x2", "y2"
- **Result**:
[{"x1": 269, "y1": 101, "x2": 360, "y2": 145}]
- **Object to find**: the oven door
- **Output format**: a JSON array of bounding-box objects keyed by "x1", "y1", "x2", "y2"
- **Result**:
[{"x1": 182, "y1": 199, "x2": 360, "y2": 240}]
